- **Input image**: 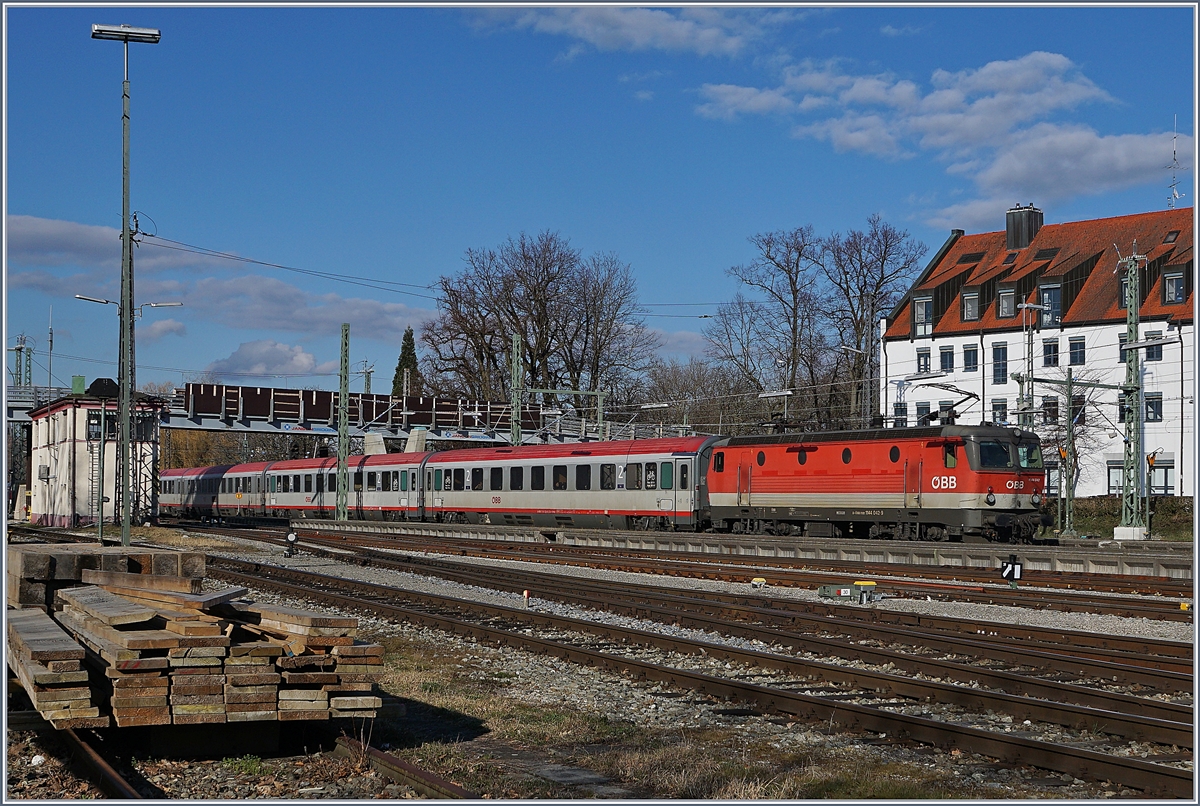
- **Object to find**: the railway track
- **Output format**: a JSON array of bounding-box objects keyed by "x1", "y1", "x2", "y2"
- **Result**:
[{"x1": 203, "y1": 554, "x2": 1194, "y2": 797}]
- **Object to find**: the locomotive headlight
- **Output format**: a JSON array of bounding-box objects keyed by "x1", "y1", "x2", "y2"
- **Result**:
[
  {"x1": 985, "y1": 486, "x2": 996, "y2": 506},
  {"x1": 1031, "y1": 493, "x2": 1041, "y2": 506}
]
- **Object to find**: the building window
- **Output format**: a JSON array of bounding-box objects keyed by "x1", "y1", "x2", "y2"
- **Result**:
[
  {"x1": 992, "y1": 343, "x2": 1008, "y2": 385},
  {"x1": 962, "y1": 293, "x2": 979, "y2": 322},
  {"x1": 893, "y1": 402, "x2": 907, "y2": 428},
  {"x1": 1118, "y1": 334, "x2": 1128, "y2": 363},
  {"x1": 1069, "y1": 337, "x2": 1085, "y2": 365},
  {"x1": 1145, "y1": 393, "x2": 1163, "y2": 422},
  {"x1": 913, "y1": 297, "x2": 933, "y2": 337},
  {"x1": 939, "y1": 347, "x2": 954, "y2": 372},
  {"x1": 1107, "y1": 462, "x2": 1124, "y2": 495},
  {"x1": 963, "y1": 345, "x2": 978, "y2": 373},
  {"x1": 939, "y1": 401, "x2": 954, "y2": 424},
  {"x1": 1070, "y1": 394, "x2": 1086, "y2": 425},
  {"x1": 1164, "y1": 272, "x2": 1186, "y2": 304},
  {"x1": 916, "y1": 349, "x2": 931, "y2": 374},
  {"x1": 992, "y1": 399, "x2": 1008, "y2": 424},
  {"x1": 1042, "y1": 396, "x2": 1059, "y2": 424},
  {"x1": 997, "y1": 289, "x2": 1015, "y2": 318},
  {"x1": 1149, "y1": 462, "x2": 1175, "y2": 495},
  {"x1": 1043, "y1": 339, "x2": 1059, "y2": 367},
  {"x1": 1164, "y1": 230, "x2": 1180, "y2": 244},
  {"x1": 1145, "y1": 331, "x2": 1163, "y2": 361},
  {"x1": 916, "y1": 402, "x2": 931, "y2": 426},
  {"x1": 1039, "y1": 285, "x2": 1061, "y2": 326}
]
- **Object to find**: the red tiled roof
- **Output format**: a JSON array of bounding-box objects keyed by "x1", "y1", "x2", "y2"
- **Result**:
[{"x1": 886, "y1": 207, "x2": 1193, "y2": 340}]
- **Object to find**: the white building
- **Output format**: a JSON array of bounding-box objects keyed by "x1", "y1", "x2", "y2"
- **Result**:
[
  {"x1": 882, "y1": 205, "x2": 1193, "y2": 499},
  {"x1": 28, "y1": 389, "x2": 163, "y2": 527}
]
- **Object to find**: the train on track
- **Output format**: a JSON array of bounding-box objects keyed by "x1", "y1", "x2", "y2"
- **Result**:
[{"x1": 160, "y1": 423, "x2": 1050, "y2": 543}]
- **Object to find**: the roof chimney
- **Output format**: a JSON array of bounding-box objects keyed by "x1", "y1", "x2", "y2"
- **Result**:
[{"x1": 1006, "y1": 203, "x2": 1043, "y2": 250}]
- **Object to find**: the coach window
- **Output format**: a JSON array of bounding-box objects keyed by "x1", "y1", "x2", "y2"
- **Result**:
[
  {"x1": 626, "y1": 463, "x2": 642, "y2": 490},
  {"x1": 354, "y1": 472, "x2": 364, "y2": 492},
  {"x1": 531, "y1": 466, "x2": 545, "y2": 490},
  {"x1": 551, "y1": 465, "x2": 567, "y2": 490},
  {"x1": 469, "y1": 468, "x2": 482, "y2": 491},
  {"x1": 943, "y1": 444, "x2": 957, "y2": 468},
  {"x1": 600, "y1": 464, "x2": 616, "y2": 490},
  {"x1": 645, "y1": 463, "x2": 657, "y2": 490},
  {"x1": 293, "y1": 475, "x2": 301, "y2": 493},
  {"x1": 452, "y1": 468, "x2": 465, "y2": 491},
  {"x1": 381, "y1": 472, "x2": 391, "y2": 492},
  {"x1": 399, "y1": 470, "x2": 408, "y2": 491},
  {"x1": 577, "y1": 465, "x2": 591, "y2": 491},
  {"x1": 679, "y1": 464, "x2": 689, "y2": 490},
  {"x1": 281, "y1": 476, "x2": 290, "y2": 493},
  {"x1": 369, "y1": 471, "x2": 378, "y2": 491},
  {"x1": 713, "y1": 452, "x2": 724, "y2": 472},
  {"x1": 490, "y1": 467, "x2": 504, "y2": 490},
  {"x1": 433, "y1": 469, "x2": 443, "y2": 491},
  {"x1": 316, "y1": 474, "x2": 324, "y2": 493},
  {"x1": 328, "y1": 473, "x2": 336, "y2": 492},
  {"x1": 511, "y1": 466, "x2": 524, "y2": 490},
  {"x1": 305, "y1": 474, "x2": 313, "y2": 493},
  {"x1": 660, "y1": 462, "x2": 673, "y2": 490}
]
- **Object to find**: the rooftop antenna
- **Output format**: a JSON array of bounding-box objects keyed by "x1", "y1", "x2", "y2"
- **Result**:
[{"x1": 1166, "y1": 114, "x2": 1186, "y2": 209}]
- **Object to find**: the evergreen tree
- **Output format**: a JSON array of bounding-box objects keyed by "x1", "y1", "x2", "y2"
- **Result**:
[{"x1": 392, "y1": 327, "x2": 424, "y2": 397}]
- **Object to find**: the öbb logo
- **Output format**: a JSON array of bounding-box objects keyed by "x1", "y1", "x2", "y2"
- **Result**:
[{"x1": 930, "y1": 475, "x2": 957, "y2": 490}]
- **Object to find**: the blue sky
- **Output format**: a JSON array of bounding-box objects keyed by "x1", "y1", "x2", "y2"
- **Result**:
[{"x1": 5, "y1": 5, "x2": 1195, "y2": 393}]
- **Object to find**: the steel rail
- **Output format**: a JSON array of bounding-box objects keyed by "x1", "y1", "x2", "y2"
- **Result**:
[
  {"x1": 265, "y1": 535, "x2": 1192, "y2": 685},
  {"x1": 59, "y1": 729, "x2": 143, "y2": 799},
  {"x1": 206, "y1": 556, "x2": 1191, "y2": 725},
  {"x1": 333, "y1": 737, "x2": 479, "y2": 798},
  {"x1": 206, "y1": 560, "x2": 1193, "y2": 797}
]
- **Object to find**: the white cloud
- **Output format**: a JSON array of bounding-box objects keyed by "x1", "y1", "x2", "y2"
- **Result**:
[
  {"x1": 498, "y1": 7, "x2": 761, "y2": 57},
  {"x1": 634, "y1": 90, "x2": 654, "y2": 102},
  {"x1": 697, "y1": 84, "x2": 795, "y2": 120},
  {"x1": 139, "y1": 318, "x2": 186, "y2": 342},
  {"x1": 881, "y1": 24, "x2": 921, "y2": 37},
  {"x1": 693, "y1": 51, "x2": 1174, "y2": 227},
  {"x1": 655, "y1": 328, "x2": 709, "y2": 358},
  {"x1": 206, "y1": 340, "x2": 339, "y2": 380},
  {"x1": 5, "y1": 215, "x2": 231, "y2": 273}
]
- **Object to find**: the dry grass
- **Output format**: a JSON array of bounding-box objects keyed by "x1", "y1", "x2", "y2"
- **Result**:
[
  {"x1": 366, "y1": 634, "x2": 983, "y2": 799},
  {"x1": 103, "y1": 525, "x2": 260, "y2": 551}
]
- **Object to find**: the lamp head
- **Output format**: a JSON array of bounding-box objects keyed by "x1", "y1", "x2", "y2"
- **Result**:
[{"x1": 92, "y1": 24, "x2": 161, "y2": 43}]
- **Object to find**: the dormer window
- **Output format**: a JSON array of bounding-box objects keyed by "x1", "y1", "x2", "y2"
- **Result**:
[
  {"x1": 1164, "y1": 271, "x2": 1186, "y2": 304},
  {"x1": 1002, "y1": 253, "x2": 1017, "y2": 264},
  {"x1": 997, "y1": 289, "x2": 1015, "y2": 318},
  {"x1": 962, "y1": 292, "x2": 979, "y2": 321},
  {"x1": 1164, "y1": 230, "x2": 1180, "y2": 244},
  {"x1": 913, "y1": 297, "x2": 933, "y2": 337}
]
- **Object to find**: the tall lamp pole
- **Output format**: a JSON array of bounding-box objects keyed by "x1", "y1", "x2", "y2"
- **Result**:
[{"x1": 91, "y1": 23, "x2": 160, "y2": 546}]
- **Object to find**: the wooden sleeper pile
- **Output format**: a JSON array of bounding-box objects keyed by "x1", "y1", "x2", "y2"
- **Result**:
[{"x1": 6, "y1": 609, "x2": 108, "y2": 728}]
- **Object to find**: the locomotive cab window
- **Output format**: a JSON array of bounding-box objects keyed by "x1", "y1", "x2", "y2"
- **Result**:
[
  {"x1": 626, "y1": 463, "x2": 642, "y2": 490},
  {"x1": 943, "y1": 444, "x2": 957, "y2": 469},
  {"x1": 660, "y1": 462, "x2": 673, "y2": 490},
  {"x1": 600, "y1": 464, "x2": 616, "y2": 490},
  {"x1": 645, "y1": 463, "x2": 657, "y2": 490},
  {"x1": 553, "y1": 465, "x2": 568, "y2": 491},
  {"x1": 679, "y1": 463, "x2": 689, "y2": 490},
  {"x1": 978, "y1": 441, "x2": 1012, "y2": 468},
  {"x1": 511, "y1": 466, "x2": 525, "y2": 490},
  {"x1": 713, "y1": 452, "x2": 724, "y2": 472},
  {"x1": 1016, "y1": 442, "x2": 1043, "y2": 469},
  {"x1": 576, "y1": 465, "x2": 591, "y2": 491},
  {"x1": 490, "y1": 467, "x2": 504, "y2": 491},
  {"x1": 531, "y1": 466, "x2": 545, "y2": 491}
]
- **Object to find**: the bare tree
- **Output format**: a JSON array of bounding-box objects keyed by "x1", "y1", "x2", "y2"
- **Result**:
[{"x1": 823, "y1": 215, "x2": 927, "y2": 418}]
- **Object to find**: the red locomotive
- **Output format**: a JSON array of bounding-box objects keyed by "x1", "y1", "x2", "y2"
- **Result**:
[{"x1": 160, "y1": 424, "x2": 1048, "y2": 543}]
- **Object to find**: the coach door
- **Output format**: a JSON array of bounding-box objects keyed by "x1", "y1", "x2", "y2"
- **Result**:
[{"x1": 672, "y1": 458, "x2": 693, "y2": 527}]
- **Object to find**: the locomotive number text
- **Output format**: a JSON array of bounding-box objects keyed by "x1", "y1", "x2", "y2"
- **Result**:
[{"x1": 930, "y1": 475, "x2": 957, "y2": 490}]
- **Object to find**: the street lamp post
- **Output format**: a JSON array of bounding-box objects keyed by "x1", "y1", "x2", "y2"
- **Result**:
[{"x1": 92, "y1": 23, "x2": 161, "y2": 545}]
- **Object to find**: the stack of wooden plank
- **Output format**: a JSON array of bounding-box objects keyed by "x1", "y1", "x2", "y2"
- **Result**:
[
  {"x1": 7, "y1": 544, "x2": 205, "y2": 612},
  {"x1": 6, "y1": 609, "x2": 108, "y2": 728},
  {"x1": 8, "y1": 543, "x2": 384, "y2": 727}
]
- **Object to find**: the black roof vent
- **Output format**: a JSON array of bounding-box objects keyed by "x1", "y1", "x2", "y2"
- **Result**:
[
  {"x1": 1033, "y1": 247, "x2": 1060, "y2": 261},
  {"x1": 1006, "y1": 204, "x2": 1043, "y2": 250},
  {"x1": 87, "y1": 378, "x2": 119, "y2": 399},
  {"x1": 957, "y1": 251, "x2": 986, "y2": 264}
]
